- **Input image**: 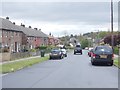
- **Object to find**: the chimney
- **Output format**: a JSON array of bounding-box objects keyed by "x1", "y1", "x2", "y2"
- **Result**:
[
  {"x1": 13, "y1": 22, "x2": 15, "y2": 25},
  {"x1": 34, "y1": 28, "x2": 37, "y2": 30},
  {"x1": 29, "y1": 26, "x2": 32, "y2": 28},
  {"x1": 39, "y1": 29, "x2": 41, "y2": 31},
  {"x1": 6, "y1": 17, "x2": 9, "y2": 20}
]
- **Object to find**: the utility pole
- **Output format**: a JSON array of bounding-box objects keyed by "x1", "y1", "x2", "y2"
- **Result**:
[{"x1": 111, "y1": 0, "x2": 114, "y2": 49}]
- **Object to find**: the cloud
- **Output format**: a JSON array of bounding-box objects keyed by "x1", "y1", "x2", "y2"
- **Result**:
[
  {"x1": 2, "y1": 2, "x2": 118, "y2": 23},
  {"x1": 1, "y1": 2, "x2": 118, "y2": 36}
]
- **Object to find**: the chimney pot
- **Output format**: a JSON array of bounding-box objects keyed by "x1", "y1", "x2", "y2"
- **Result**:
[
  {"x1": 34, "y1": 28, "x2": 37, "y2": 30},
  {"x1": 6, "y1": 17, "x2": 9, "y2": 20},
  {"x1": 21, "y1": 23, "x2": 25, "y2": 27},
  {"x1": 23, "y1": 25, "x2": 25, "y2": 27},
  {"x1": 13, "y1": 22, "x2": 15, "y2": 25},
  {"x1": 29, "y1": 26, "x2": 32, "y2": 28}
]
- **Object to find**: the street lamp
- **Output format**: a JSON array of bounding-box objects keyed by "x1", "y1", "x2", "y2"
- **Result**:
[{"x1": 111, "y1": 0, "x2": 114, "y2": 50}]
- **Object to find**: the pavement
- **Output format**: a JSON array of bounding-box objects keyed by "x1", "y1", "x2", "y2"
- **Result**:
[{"x1": 1, "y1": 50, "x2": 118, "y2": 88}]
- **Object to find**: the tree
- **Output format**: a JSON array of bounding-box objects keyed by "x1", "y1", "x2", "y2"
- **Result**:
[
  {"x1": 81, "y1": 39, "x2": 89, "y2": 49},
  {"x1": 104, "y1": 34, "x2": 120, "y2": 46}
]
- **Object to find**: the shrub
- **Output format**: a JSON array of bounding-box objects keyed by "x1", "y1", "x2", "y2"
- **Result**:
[
  {"x1": 30, "y1": 49, "x2": 36, "y2": 52},
  {"x1": 36, "y1": 46, "x2": 47, "y2": 50},
  {"x1": 114, "y1": 47, "x2": 119, "y2": 55}
]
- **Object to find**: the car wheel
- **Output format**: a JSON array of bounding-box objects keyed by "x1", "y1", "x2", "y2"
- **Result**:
[
  {"x1": 91, "y1": 61, "x2": 95, "y2": 65},
  {"x1": 74, "y1": 52, "x2": 76, "y2": 55},
  {"x1": 60, "y1": 56, "x2": 62, "y2": 59},
  {"x1": 108, "y1": 63, "x2": 113, "y2": 66},
  {"x1": 65, "y1": 54, "x2": 67, "y2": 57}
]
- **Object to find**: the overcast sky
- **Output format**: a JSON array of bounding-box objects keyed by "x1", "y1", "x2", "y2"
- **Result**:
[{"x1": 1, "y1": 1, "x2": 119, "y2": 37}]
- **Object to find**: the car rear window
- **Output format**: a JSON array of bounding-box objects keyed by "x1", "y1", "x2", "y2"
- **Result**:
[
  {"x1": 76, "y1": 45, "x2": 80, "y2": 47},
  {"x1": 94, "y1": 46, "x2": 113, "y2": 54},
  {"x1": 51, "y1": 50, "x2": 60, "y2": 53}
]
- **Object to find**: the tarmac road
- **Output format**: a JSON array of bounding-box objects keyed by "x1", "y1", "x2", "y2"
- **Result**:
[{"x1": 2, "y1": 50, "x2": 118, "y2": 88}]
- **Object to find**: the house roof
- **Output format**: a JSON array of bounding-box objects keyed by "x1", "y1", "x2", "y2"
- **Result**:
[
  {"x1": 0, "y1": 18, "x2": 21, "y2": 32},
  {"x1": 48, "y1": 35, "x2": 54, "y2": 39},
  {"x1": 0, "y1": 18, "x2": 48, "y2": 38}
]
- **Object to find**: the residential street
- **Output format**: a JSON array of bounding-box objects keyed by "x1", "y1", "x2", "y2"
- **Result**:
[{"x1": 2, "y1": 50, "x2": 118, "y2": 88}]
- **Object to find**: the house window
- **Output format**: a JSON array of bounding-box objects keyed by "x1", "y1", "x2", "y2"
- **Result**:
[
  {"x1": 6, "y1": 31, "x2": 8, "y2": 37},
  {"x1": 19, "y1": 33, "x2": 21, "y2": 36},
  {"x1": 11, "y1": 32, "x2": 14, "y2": 37},
  {"x1": 16, "y1": 32, "x2": 18, "y2": 36}
]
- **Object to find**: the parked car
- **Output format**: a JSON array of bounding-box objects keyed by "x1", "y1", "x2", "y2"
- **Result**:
[
  {"x1": 85, "y1": 47, "x2": 89, "y2": 50},
  {"x1": 49, "y1": 49, "x2": 64, "y2": 59},
  {"x1": 61, "y1": 48, "x2": 67, "y2": 57},
  {"x1": 88, "y1": 49, "x2": 93, "y2": 57},
  {"x1": 91, "y1": 45, "x2": 114, "y2": 66},
  {"x1": 74, "y1": 45, "x2": 82, "y2": 55}
]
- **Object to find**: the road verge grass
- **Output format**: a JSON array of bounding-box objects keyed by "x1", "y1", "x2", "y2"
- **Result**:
[
  {"x1": 0, "y1": 56, "x2": 49, "y2": 74},
  {"x1": 114, "y1": 59, "x2": 120, "y2": 68}
]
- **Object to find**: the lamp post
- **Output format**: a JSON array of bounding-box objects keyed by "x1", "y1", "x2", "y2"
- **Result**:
[{"x1": 111, "y1": 0, "x2": 114, "y2": 50}]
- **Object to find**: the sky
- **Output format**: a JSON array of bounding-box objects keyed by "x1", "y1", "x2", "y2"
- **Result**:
[{"x1": 1, "y1": 0, "x2": 119, "y2": 37}]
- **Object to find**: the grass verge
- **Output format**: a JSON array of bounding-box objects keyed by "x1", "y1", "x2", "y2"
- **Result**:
[
  {"x1": 114, "y1": 59, "x2": 120, "y2": 68},
  {"x1": 0, "y1": 56, "x2": 49, "y2": 74}
]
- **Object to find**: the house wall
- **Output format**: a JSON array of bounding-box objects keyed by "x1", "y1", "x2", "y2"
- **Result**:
[
  {"x1": 48, "y1": 38, "x2": 55, "y2": 45},
  {"x1": 1, "y1": 29, "x2": 23, "y2": 53}
]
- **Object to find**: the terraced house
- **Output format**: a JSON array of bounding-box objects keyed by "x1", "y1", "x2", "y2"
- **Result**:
[{"x1": 0, "y1": 17, "x2": 48, "y2": 53}]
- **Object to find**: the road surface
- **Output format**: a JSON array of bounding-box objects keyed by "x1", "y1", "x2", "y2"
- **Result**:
[{"x1": 2, "y1": 50, "x2": 118, "y2": 88}]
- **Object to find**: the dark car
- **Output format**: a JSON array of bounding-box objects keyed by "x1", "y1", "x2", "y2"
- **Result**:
[
  {"x1": 91, "y1": 45, "x2": 114, "y2": 66},
  {"x1": 49, "y1": 49, "x2": 64, "y2": 59},
  {"x1": 88, "y1": 49, "x2": 93, "y2": 57},
  {"x1": 74, "y1": 45, "x2": 82, "y2": 55}
]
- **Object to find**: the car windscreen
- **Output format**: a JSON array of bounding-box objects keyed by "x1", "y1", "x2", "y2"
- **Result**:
[
  {"x1": 94, "y1": 46, "x2": 113, "y2": 54},
  {"x1": 90, "y1": 49, "x2": 93, "y2": 52}
]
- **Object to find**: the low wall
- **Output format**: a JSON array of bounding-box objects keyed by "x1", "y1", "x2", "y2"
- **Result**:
[
  {"x1": 0, "y1": 51, "x2": 41, "y2": 62},
  {"x1": 0, "y1": 53, "x2": 11, "y2": 62}
]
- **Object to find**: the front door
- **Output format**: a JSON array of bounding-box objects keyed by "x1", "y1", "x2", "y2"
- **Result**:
[{"x1": 15, "y1": 42, "x2": 17, "y2": 52}]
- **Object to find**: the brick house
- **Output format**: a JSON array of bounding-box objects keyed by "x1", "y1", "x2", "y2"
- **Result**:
[
  {"x1": 0, "y1": 18, "x2": 26, "y2": 53},
  {"x1": 48, "y1": 35, "x2": 55, "y2": 45},
  {"x1": 48, "y1": 35, "x2": 60, "y2": 46},
  {"x1": 0, "y1": 17, "x2": 48, "y2": 53},
  {"x1": 19, "y1": 26, "x2": 48, "y2": 49}
]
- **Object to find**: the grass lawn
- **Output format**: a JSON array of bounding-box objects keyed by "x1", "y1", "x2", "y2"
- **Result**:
[
  {"x1": 0, "y1": 56, "x2": 49, "y2": 74},
  {"x1": 114, "y1": 59, "x2": 120, "y2": 68}
]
